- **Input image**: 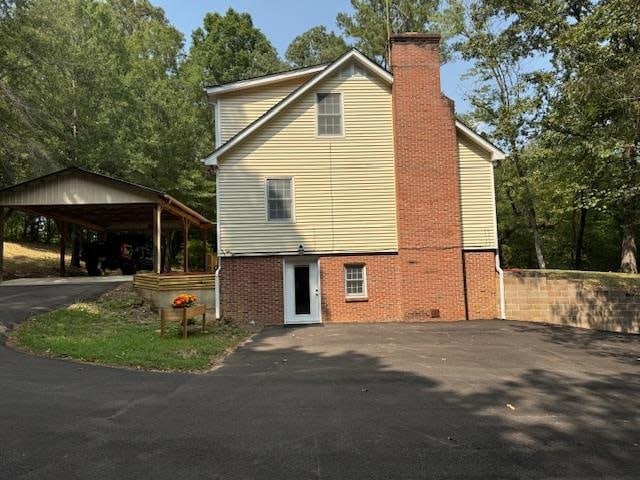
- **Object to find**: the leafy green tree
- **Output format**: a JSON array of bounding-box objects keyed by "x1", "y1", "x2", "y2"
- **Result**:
[
  {"x1": 182, "y1": 8, "x2": 284, "y2": 87},
  {"x1": 107, "y1": 0, "x2": 214, "y2": 216},
  {"x1": 456, "y1": 9, "x2": 549, "y2": 268},
  {"x1": 0, "y1": 0, "x2": 64, "y2": 186},
  {"x1": 1, "y1": 0, "x2": 215, "y2": 222},
  {"x1": 549, "y1": 0, "x2": 640, "y2": 272},
  {"x1": 465, "y1": 0, "x2": 638, "y2": 273},
  {"x1": 285, "y1": 26, "x2": 349, "y2": 67},
  {"x1": 336, "y1": 0, "x2": 463, "y2": 67}
]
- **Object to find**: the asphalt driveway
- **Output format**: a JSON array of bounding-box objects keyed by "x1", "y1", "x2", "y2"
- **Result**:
[
  {"x1": 1, "y1": 316, "x2": 638, "y2": 479},
  {"x1": 0, "y1": 282, "x2": 122, "y2": 328}
]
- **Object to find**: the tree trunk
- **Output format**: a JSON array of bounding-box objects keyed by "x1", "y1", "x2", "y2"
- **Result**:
[
  {"x1": 527, "y1": 205, "x2": 546, "y2": 269},
  {"x1": 45, "y1": 218, "x2": 53, "y2": 244},
  {"x1": 22, "y1": 216, "x2": 29, "y2": 241},
  {"x1": 161, "y1": 231, "x2": 175, "y2": 274},
  {"x1": 620, "y1": 223, "x2": 638, "y2": 273},
  {"x1": 28, "y1": 217, "x2": 39, "y2": 242},
  {"x1": 574, "y1": 207, "x2": 587, "y2": 270},
  {"x1": 70, "y1": 225, "x2": 81, "y2": 268},
  {"x1": 510, "y1": 151, "x2": 546, "y2": 269},
  {"x1": 619, "y1": 141, "x2": 638, "y2": 273}
]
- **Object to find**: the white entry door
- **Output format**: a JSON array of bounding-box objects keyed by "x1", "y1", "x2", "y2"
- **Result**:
[{"x1": 284, "y1": 259, "x2": 321, "y2": 325}]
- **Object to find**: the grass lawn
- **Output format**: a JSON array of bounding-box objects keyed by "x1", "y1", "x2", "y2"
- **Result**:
[
  {"x1": 515, "y1": 268, "x2": 640, "y2": 289},
  {"x1": 11, "y1": 285, "x2": 251, "y2": 372}
]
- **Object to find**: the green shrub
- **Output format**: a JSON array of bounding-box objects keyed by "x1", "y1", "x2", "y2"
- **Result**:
[{"x1": 175, "y1": 239, "x2": 210, "y2": 271}]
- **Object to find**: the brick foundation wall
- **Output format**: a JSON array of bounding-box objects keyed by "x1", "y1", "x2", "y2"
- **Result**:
[
  {"x1": 390, "y1": 33, "x2": 466, "y2": 321},
  {"x1": 464, "y1": 251, "x2": 498, "y2": 319},
  {"x1": 319, "y1": 254, "x2": 401, "y2": 323},
  {"x1": 505, "y1": 270, "x2": 640, "y2": 333},
  {"x1": 219, "y1": 256, "x2": 283, "y2": 325}
]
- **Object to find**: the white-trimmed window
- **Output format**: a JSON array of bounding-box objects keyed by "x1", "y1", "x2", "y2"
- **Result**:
[
  {"x1": 317, "y1": 92, "x2": 342, "y2": 136},
  {"x1": 345, "y1": 264, "x2": 367, "y2": 298},
  {"x1": 266, "y1": 178, "x2": 293, "y2": 222}
]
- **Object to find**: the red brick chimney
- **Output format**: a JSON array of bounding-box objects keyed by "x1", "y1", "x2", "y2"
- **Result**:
[{"x1": 390, "y1": 33, "x2": 467, "y2": 321}]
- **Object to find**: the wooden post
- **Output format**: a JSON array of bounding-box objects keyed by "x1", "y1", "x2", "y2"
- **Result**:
[
  {"x1": 202, "y1": 228, "x2": 208, "y2": 272},
  {"x1": 182, "y1": 219, "x2": 190, "y2": 273},
  {"x1": 59, "y1": 221, "x2": 67, "y2": 277},
  {"x1": 153, "y1": 205, "x2": 162, "y2": 274},
  {"x1": 182, "y1": 308, "x2": 188, "y2": 339},
  {"x1": 0, "y1": 207, "x2": 5, "y2": 283}
]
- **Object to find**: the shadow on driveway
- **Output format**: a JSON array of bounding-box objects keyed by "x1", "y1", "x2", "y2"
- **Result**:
[{"x1": 0, "y1": 320, "x2": 638, "y2": 479}]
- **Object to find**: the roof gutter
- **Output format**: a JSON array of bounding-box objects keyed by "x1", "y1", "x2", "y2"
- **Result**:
[{"x1": 159, "y1": 194, "x2": 214, "y2": 228}]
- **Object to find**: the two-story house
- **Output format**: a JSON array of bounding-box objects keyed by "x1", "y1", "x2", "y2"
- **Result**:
[{"x1": 204, "y1": 33, "x2": 505, "y2": 325}]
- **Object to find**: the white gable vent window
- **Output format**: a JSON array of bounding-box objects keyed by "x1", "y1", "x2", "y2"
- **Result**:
[
  {"x1": 340, "y1": 63, "x2": 370, "y2": 79},
  {"x1": 266, "y1": 178, "x2": 294, "y2": 222},
  {"x1": 317, "y1": 92, "x2": 342, "y2": 136}
]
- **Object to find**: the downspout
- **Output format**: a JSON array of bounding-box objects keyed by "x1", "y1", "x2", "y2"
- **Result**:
[
  {"x1": 208, "y1": 95, "x2": 223, "y2": 320},
  {"x1": 215, "y1": 258, "x2": 221, "y2": 320},
  {"x1": 461, "y1": 251, "x2": 470, "y2": 321},
  {"x1": 214, "y1": 166, "x2": 222, "y2": 320},
  {"x1": 495, "y1": 253, "x2": 506, "y2": 320},
  {"x1": 489, "y1": 155, "x2": 506, "y2": 320}
]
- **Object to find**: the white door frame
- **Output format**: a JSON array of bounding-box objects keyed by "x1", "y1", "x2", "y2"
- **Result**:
[{"x1": 283, "y1": 257, "x2": 321, "y2": 325}]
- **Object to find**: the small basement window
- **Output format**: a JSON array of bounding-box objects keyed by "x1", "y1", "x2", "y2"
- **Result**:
[
  {"x1": 317, "y1": 92, "x2": 342, "y2": 136},
  {"x1": 345, "y1": 264, "x2": 367, "y2": 299},
  {"x1": 266, "y1": 178, "x2": 293, "y2": 222}
]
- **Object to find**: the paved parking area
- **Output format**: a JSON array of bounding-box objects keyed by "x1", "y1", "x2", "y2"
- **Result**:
[
  {"x1": 0, "y1": 282, "x2": 124, "y2": 328},
  {"x1": 1, "y1": 319, "x2": 639, "y2": 479},
  {"x1": 0, "y1": 275, "x2": 132, "y2": 287}
]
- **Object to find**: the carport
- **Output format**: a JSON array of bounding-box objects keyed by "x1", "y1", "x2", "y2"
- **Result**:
[{"x1": 0, "y1": 167, "x2": 215, "y2": 282}]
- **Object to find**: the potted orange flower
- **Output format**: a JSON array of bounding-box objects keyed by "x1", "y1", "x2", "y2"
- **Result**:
[
  {"x1": 172, "y1": 293, "x2": 197, "y2": 308},
  {"x1": 162, "y1": 293, "x2": 206, "y2": 339}
]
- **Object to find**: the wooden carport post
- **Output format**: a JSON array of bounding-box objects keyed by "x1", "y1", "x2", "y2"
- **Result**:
[
  {"x1": 182, "y1": 218, "x2": 190, "y2": 273},
  {"x1": 153, "y1": 205, "x2": 162, "y2": 274}
]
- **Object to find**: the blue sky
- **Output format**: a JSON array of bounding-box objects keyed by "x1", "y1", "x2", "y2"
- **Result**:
[{"x1": 154, "y1": 0, "x2": 474, "y2": 112}]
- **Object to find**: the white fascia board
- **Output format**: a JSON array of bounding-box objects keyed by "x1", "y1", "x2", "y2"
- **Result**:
[
  {"x1": 455, "y1": 121, "x2": 506, "y2": 162},
  {"x1": 351, "y1": 49, "x2": 393, "y2": 83},
  {"x1": 203, "y1": 50, "x2": 392, "y2": 166},
  {"x1": 204, "y1": 64, "x2": 328, "y2": 101}
]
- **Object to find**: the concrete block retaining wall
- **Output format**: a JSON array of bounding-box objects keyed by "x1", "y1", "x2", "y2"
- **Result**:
[{"x1": 505, "y1": 270, "x2": 640, "y2": 334}]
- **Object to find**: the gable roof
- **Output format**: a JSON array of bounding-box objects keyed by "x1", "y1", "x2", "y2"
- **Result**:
[
  {"x1": 204, "y1": 63, "x2": 329, "y2": 99},
  {"x1": 202, "y1": 49, "x2": 505, "y2": 165}
]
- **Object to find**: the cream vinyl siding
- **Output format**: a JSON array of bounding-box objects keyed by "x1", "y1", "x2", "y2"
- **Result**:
[
  {"x1": 218, "y1": 78, "x2": 311, "y2": 143},
  {"x1": 217, "y1": 66, "x2": 397, "y2": 255},
  {"x1": 458, "y1": 133, "x2": 498, "y2": 249}
]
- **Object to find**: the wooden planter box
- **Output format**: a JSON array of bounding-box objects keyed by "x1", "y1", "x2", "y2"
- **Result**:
[
  {"x1": 160, "y1": 304, "x2": 207, "y2": 339},
  {"x1": 133, "y1": 272, "x2": 215, "y2": 311}
]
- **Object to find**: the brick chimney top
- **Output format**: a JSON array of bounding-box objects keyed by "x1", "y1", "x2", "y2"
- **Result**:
[{"x1": 389, "y1": 32, "x2": 441, "y2": 44}]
